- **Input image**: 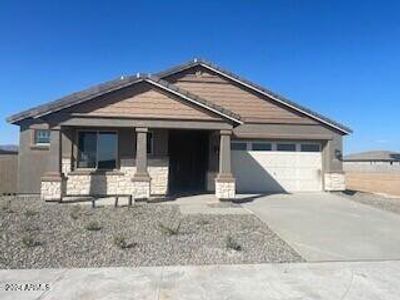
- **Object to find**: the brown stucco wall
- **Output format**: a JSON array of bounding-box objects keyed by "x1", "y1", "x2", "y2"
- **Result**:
[
  {"x1": 0, "y1": 152, "x2": 18, "y2": 194},
  {"x1": 233, "y1": 123, "x2": 339, "y2": 139},
  {"x1": 17, "y1": 122, "x2": 50, "y2": 194}
]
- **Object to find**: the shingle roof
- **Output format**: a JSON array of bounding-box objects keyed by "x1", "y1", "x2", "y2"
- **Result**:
[
  {"x1": 6, "y1": 58, "x2": 351, "y2": 134},
  {"x1": 344, "y1": 151, "x2": 400, "y2": 162},
  {"x1": 156, "y1": 58, "x2": 352, "y2": 134},
  {"x1": 6, "y1": 74, "x2": 242, "y2": 124},
  {"x1": 7, "y1": 75, "x2": 143, "y2": 123}
]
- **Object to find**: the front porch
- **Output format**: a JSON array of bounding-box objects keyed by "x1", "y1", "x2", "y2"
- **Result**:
[{"x1": 40, "y1": 119, "x2": 237, "y2": 202}]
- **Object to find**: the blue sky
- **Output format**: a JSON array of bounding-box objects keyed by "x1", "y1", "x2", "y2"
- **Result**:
[{"x1": 1, "y1": 0, "x2": 399, "y2": 154}]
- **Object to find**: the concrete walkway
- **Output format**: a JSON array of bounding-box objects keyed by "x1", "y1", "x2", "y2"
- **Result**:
[
  {"x1": 242, "y1": 192, "x2": 400, "y2": 262},
  {"x1": 165, "y1": 194, "x2": 250, "y2": 215},
  {"x1": 1, "y1": 261, "x2": 400, "y2": 299}
]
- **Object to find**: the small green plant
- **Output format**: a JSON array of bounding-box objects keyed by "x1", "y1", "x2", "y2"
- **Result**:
[
  {"x1": 226, "y1": 235, "x2": 242, "y2": 251},
  {"x1": 70, "y1": 205, "x2": 81, "y2": 220},
  {"x1": 113, "y1": 235, "x2": 137, "y2": 249},
  {"x1": 158, "y1": 220, "x2": 182, "y2": 236},
  {"x1": 1, "y1": 200, "x2": 15, "y2": 213},
  {"x1": 22, "y1": 235, "x2": 42, "y2": 248},
  {"x1": 23, "y1": 224, "x2": 40, "y2": 233},
  {"x1": 24, "y1": 209, "x2": 38, "y2": 217},
  {"x1": 85, "y1": 221, "x2": 102, "y2": 231},
  {"x1": 197, "y1": 218, "x2": 210, "y2": 226}
]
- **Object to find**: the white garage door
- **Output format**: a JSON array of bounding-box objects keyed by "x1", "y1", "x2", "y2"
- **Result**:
[{"x1": 232, "y1": 141, "x2": 323, "y2": 193}]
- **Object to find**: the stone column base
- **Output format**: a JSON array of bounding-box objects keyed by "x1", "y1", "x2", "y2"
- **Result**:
[
  {"x1": 215, "y1": 176, "x2": 236, "y2": 200},
  {"x1": 324, "y1": 173, "x2": 346, "y2": 191},
  {"x1": 131, "y1": 176, "x2": 151, "y2": 200},
  {"x1": 41, "y1": 175, "x2": 64, "y2": 201}
]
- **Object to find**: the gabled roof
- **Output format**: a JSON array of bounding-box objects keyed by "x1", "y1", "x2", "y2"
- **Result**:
[
  {"x1": 344, "y1": 151, "x2": 400, "y2": 162},
  {"x1": 7, "y1": 58, "x2": 351, "y2": 134},
  {"x1": 156, "y1": 59, "x2": 352, "y2": 135},
  {"x1": 7, "y1": 74, "x2": 242, "y2": 125}
]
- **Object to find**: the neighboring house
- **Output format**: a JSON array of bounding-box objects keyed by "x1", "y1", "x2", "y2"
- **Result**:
[
  {"x1": 0, "y1": 146, "x2": 18, "y2": 194},
  {"x1": 6, "y1": 59, "x2": 351, "y2": 201},
  {"x1": 344, "y1": 151, "x2": 400, "y2": 173},
  {"x1": 344, "y1": 151, "x2": 400, "y2": 165}
]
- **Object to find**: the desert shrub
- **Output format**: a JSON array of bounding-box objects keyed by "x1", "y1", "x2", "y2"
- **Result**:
[
  {"x1": 158, "y1": 220, "x2": 182, "y2": 236},
  {"x1": 23, "y1": 224, "x2": 40, "y2": 233},
  {"x1": 1, "y1": 200, "x2": 15, "y2": 214},
  {"x1": 85, "y1": 221, "x2": 102, "y2": 231},
  {"x1": 226, "y1": 235, "x2": 242, "y2": 251},
  {"x1": 197, "y1": 218, "x2": 210, "y2": 226},
  {"x1": 113, "y1": 235, "x2": 137, "y2": 249},
  {"x1": 24, "y1": 209, "x2": 38, "y2": 217},
  {"x1": 22, "y1": 235, "x2": 42, "y2": 248},
  {"x1": 70, "y1": 205, "x2": 81, "y2": 220}
]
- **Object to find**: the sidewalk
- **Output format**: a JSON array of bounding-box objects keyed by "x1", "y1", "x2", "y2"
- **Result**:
[{"x1": 1, "y1": 261, "x2": 399, "y2": 300}]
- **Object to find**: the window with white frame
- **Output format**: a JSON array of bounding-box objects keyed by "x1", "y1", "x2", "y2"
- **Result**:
[
  {"x1": 77, "y1": 131, "x2": 117, "y2": 169},
  {"x1": 34, "y1": 129, "x2": 50, "y2": 145}
]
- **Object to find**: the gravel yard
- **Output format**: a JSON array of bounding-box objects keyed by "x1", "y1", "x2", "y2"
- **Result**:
[
  {"x1": 338, "y1": 191, "x2": 400, "y2": 215},
  {"x1": 0, "y1": 196, "x2": 303, "y2": 269}
]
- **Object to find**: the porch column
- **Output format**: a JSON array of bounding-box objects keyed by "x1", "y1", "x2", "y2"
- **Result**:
[
  {"x1": 41, "y1": 128, "x2": 64, "y2": 201},
  {"x1": 132, "y1": 127, "x2": 151, "y2": 200},
  {"x1": 215, "y1": 129, "x2": 236, "y2": 200}
]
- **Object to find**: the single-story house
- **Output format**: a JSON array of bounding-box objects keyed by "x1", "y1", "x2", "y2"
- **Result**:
[
  {"x1": 344, "y1": 151, "x2": 400, "y2": 165},
  {"x1": 344, "y1": 150, "x2": 400, "y2": 173},
  {"x1": 7, "y1": 59, "x2": 352, "y2": 201}
]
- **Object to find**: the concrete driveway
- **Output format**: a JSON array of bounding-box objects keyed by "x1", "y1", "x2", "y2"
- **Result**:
[{"x1": 241, "y1": 192, "x2": 400, "y2": 262}]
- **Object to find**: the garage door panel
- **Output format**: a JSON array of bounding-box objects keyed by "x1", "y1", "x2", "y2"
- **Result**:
[{"x1": 232, "y1": 149, "x2": 322, "y2": 193}]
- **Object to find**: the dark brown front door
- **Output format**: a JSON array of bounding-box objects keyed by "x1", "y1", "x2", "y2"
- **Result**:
[{"x1": 168, "y1": 130, "x2": 209, "y2": 194}]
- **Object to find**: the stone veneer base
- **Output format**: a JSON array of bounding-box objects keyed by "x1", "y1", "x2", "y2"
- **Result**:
[
  {"x1": 215, "y1": 179, "x2": 236, "y2": 200},
  {"x1": 131, "y1": 179, "x2": 151, "y2": 200},
  {"x1": 63, "y1": 158, "x2": 169, "y2": 196},
  {"x1": 324, "y1": 173, "x2": 346, "y2": 191},
  {"x1": 41, "y1": 180, "x2": 63, "y2": 201}
]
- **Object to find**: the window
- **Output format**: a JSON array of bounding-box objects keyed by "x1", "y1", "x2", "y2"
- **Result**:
[
  {"x1": 34, "y1": 129, "x2": 50, "y2": 145},
  {"x1": 251, "y1": 143, "x2": 272, "y2": 151},
  {"x1": 77, "y1": 131, "x2": 117, "y2": 169},
  {"x1": 277, "y1": 143, "x2": 296, "y2": 151},
  {"x1": 300, "y1": 143, "x2": 321, "y2": 152},
  {"x1": 231, "y1": 142, "x2": 247, "y2": 151}
]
